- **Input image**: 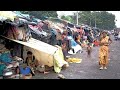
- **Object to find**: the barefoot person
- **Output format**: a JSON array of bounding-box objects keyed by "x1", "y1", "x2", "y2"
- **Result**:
[
  {"x1": 25, "y1": 51, "x2": 38, "y2": 72},
  {"x1": 99, "y1": 31, "x2": 112, "y2": 70},
  {"x1": 87, "y1": 43, "x2": 92, "y2": 58}
]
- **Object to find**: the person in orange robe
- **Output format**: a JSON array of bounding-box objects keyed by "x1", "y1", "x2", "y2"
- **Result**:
[{"x1": 99, "y1": 31, "x2": 112, "y2": 70}]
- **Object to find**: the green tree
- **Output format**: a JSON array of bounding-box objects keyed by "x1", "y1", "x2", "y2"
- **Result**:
[
  {"x1": 92, "y1": 11, "x2": 116, "y2": 30},
  {"x1": 61, "y1": 15, "x2": 74, "y2": 23},
  {"x1": 77, "y1": 11, "x2": 116, "y2": 30},
  {"x1": 78, "y1": 11, "x2": 92, "y2": 25},
  {"x1": 20, "y1": 11, "x2": 58, "y2": 20},
  {"x1": 61, "y1": 15, "x2": 67, "y2": 20}
]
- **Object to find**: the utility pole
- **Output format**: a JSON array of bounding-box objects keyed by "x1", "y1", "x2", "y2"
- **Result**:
[
  {"x1": 95, "y1": 12, "x2": 96, "y2": 28},
  {"x1": 89, "y1": 12, "x2": 91, "y2": 26},
  {"x1": 76, "y1": 11, "x2": 79, "y2": 25},
  {"x1": 90, "y1": 17, "x2": 91, "y2": 26}
]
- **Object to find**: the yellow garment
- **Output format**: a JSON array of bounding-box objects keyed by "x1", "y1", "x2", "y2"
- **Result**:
[
  {"x1": 66, "y1": 58, "x2": 82, "y2": 63},
  {"x1": 99, "y1": 36, "x2": 109, "y2": 65},
  {"x1": 53, "y1": 45, "x2": 69, "y2": 73},
  {"x1": 27, "y1": 58, "x2": 33, "y2": 66}
]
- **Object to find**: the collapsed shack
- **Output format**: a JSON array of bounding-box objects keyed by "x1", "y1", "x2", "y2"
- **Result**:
[
  {"x1": 0, "y1": 20, "x2": 69, "y2": 79},
  {"x1": 0, "y1": 35, "x2": 69, "y2": 73},
  {"x1": 28, "y1": 24, "x2": 51, "y2": 44}
]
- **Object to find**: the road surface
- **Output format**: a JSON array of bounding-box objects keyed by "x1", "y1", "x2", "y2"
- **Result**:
[{"x1": 33, "y1": 35, "x2": 120, "y2": 79}]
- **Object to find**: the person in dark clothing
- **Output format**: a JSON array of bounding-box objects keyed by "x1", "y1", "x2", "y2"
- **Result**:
[
  {"x1": 56, "y1": 29, "x2": 62, "y2": 46},
  {"x1": 25, "y1": 51, "x2": 38, "y2": 72},
  {"x1": 114, "y1": 31, "x2": 118, "y2": 40},
  {"x1": 75, "y1": 33, "x2": 82, "y2": 46},
  {"x1": 87, "y1": 43, "x2": 92, "y2": 57},
  {"x1": 67, "y1": 27, "x2": 73, "y2": 36},
  {"x1": 49, "y1": 29, "x2": 57, "y2": 45},
  {"x1": 84, "y1": 28, "x2": 89, "y2": 36},
  {"x1": 87, "y1": 33, "x2": 93, "y2": 44},
  {"x1": 73, "y1": 32, "x2": 79, "y2": 40},
  {"x1": 25, "y1": 51, "x2": 37, "y2": 65},
  {"x1": 61, "y1": 41, "x2": 68, "y2": 60}
]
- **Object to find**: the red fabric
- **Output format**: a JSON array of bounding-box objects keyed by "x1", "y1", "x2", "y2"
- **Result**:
[
  {"x1": 7, "y1": 26, "x2": 19, "y2": 40},
  {"x1": 94, "y1": 41, "x2": 99, "y2": 46}
]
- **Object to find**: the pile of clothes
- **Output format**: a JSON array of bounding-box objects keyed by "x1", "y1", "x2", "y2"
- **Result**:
[
  {"x1": 0, "y1": 42, "x2": 58, "y2": 79},
  {"x1": 0, "y1": 15, "x2": 101, "y2": 75},
  {"x1": 0, "y1": 44, "x2": 24, "y2": 79},
  {"x1": 0, "y1": 19, "x2": 32, "y2": 42},
  {"x1": 0, "y1": 44, "x2": 40, "y2": 79}
]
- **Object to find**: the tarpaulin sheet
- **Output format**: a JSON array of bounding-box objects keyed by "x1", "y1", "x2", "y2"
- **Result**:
[
  {"x1": 0, "y1": 11, "x2": 16, "y2": 21},
  {"x1": 1, "y1": 36, "x2": 57, "y2": 66},
  {"x1": 1, "y1": 36, "x2": 68, "y2": 73}
]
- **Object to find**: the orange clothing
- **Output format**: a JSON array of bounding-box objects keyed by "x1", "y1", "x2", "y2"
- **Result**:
[{"x1": 99, "y1": 36, "x2": 109, "y2": 65}]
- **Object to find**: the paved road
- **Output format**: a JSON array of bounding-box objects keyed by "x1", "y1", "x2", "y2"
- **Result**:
[{"x1": 33, "y1": 35, "x2": 120, "y2": 79}]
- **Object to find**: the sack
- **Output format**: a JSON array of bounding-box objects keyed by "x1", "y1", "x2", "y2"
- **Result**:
[
  {"x1": 13, "y1": 56, "x2": 23, "y2": 65},
  {"x1": 36, "y1": 65, "x2": 45, "y2": 72}
]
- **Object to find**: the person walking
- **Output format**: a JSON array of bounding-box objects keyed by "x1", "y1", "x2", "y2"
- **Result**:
[{"x1": 99, "y1": 31, "x2": 112, "y2": 70}]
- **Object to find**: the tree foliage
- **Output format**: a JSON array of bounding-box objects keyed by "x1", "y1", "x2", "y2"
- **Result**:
[
  {"x1": 78, "y1": 11, "x2": 116, "y2": 30},
  {"x1": 61, "y1": 11, "x2": 116, "y2": 30},
  {"x1": 61, "y1": 15, "x2": 74, "y2": 23},
  {"x1": 21, "y1": 11, "x2": 116, "y2": 30},
  {"x1": 20, "y1": 11, "x2": 58, "y2": 20}
]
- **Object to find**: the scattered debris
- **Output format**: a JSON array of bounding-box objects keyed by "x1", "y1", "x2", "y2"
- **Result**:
[
  {"x1": 66, "y1": 58, "x2": 82, "y2": 63},
  {"x1": 58, "y1": 74, "x2": 66, "y2": 79},
  {"x1": 111, "y1": 50, "x2": 114, "y2": 52}
]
